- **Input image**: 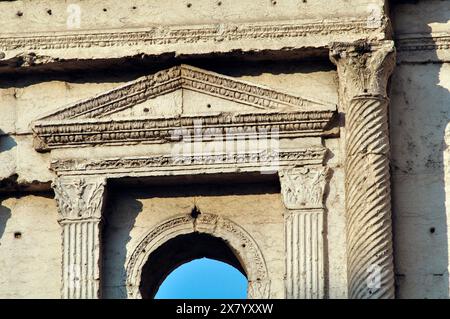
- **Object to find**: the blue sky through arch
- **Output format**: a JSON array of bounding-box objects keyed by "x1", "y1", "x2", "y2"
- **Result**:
[{"x1": 154, "y1": 258, "x2": 247, "y2": 299}]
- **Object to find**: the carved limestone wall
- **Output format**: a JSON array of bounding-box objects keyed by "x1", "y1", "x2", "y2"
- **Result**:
[
  {"x1": 1, "y1": 0, "x2": 449, "y2": 300},
  {"x1": 390, "y1": 0, "x2": 450, "y2": 299}
]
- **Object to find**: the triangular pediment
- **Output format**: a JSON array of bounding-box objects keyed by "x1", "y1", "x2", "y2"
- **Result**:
[
  {"x1": 36, "y1": 64, "x2": 335, "y2": 121},
  {"x1": 32, "y1": 65, "x2": 338, "y2": 152}
]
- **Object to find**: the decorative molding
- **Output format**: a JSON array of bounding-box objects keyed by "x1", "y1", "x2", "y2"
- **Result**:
[
  {"x1": 37, "y1": 65, "x2": 335, "y2": 121},
  {"x1": 126, "y1": 214, "x2": 269, "y2": 299},
  {"x1": 396, "y1": 34, "x2": 450, "y2": 52},
  {"x1": 33, "y1": 110, "x2": 336, "y2": 151},
  {"x1": 52, "y1": 177, "x2": 106, "y2": 222},
  {"x1": 0, "y1": 18, "x2": 380, "y2": 55},
  {"x1": 396, "y1": 34, "x2": 450, "y2": 63},
  {"x1": 279, "y1": 166, "x2": 329, "y2": 210},
  {"x1": 50, "y1": 148, "x2": 327, "y2": 175},
  {"x1": 330, "y1": 40, "x2": 395, "y2": 299},
  {"x1": 32, "y1": 65, "x2": 337, "y2": 151},
  {"x1": 330, "y1": 40, "x2": 396, "y2": 100}
]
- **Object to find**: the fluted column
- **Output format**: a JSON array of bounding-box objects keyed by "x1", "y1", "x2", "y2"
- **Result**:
[
  {"x1": 52, "y1": 176, "x2": 106, "y2": 299},
  {"x1": 330, "y1": 40, "x2": 396, "y2": 299},
  {"x1": 279, "y1": 167, "x2": 329, "y2": 299}
]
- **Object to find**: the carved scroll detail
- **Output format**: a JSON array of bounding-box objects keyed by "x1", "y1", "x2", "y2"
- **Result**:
[{"x1": 330, "y1": 41, "x2": 396, "y2": 299}]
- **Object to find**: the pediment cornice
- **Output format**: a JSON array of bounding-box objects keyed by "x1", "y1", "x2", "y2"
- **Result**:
[
  {"x1": 32, "y1": 65, "x2": 337, "y2": 151},
  {"x1": 38, "y1": 64, "x2": 334, "y2": 121}
]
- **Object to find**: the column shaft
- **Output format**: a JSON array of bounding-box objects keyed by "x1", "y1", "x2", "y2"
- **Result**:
[
  {"x1": 52, "y1": 177, "x2": 106, "y2": 299},
  {"x1": 285, "y1": 209, "x2": 324, "y2": 299},
  {"x1": 330, "y1": 40, "x2": 396, "y2": 298}
]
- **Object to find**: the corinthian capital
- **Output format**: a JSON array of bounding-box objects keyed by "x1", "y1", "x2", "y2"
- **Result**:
[
  {"x1": 279, "y1": 167, "x2": 329, "y2": 210},
  {"x1": 52, "y1": 177, "x2": 106, "y2": 222},
  {"x1": 330, "y1": 40, "x2": 396, "y2": 100}
]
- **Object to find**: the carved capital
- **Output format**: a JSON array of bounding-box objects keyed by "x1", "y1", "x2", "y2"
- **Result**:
[
  {"x1": 330, "y1": 40, "x2": 396, "y2": 100},
  {"x1": 52, "y1": 177, "x2": 106, "y2": 222},
  {"x1": 279, "y1": 167, "x2": 329, "y2": 210}
]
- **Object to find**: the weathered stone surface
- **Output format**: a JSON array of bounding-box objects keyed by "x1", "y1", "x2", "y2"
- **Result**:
[{"x1": 0, "y1": 0, "x2": 449, "y2": 299}]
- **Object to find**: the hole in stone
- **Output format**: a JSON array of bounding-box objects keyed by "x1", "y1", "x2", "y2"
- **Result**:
[
  {"x1": 272, "y1": 0, "x2": 277, "y2": 5},
  {"x1": 47, "y1": 9, "x2": 52, "y2": 15},
  {"x1": 242, "y1": 244, "x2": 246, "y2": 248},
  {"x1": 16, "y1": 11, "x2": 23, "y2": 17},
  {"x1": 103, "y1": 8, "x2": 107, "y2": 12},
  {"x1": 190, "y1": 206, "x2": 201, "y2": 219},
  {"x1": 143, "y1": 107, "x2": 150, "y2": 113},
  {"x1": 187, "y1": 3, "x2": 192, "y2": 8},
  {"x1": 14, "y1": 232, "x2": 22, "y2": 239},
  {"x1": 217, "y1": 1, "x2": 222, "y2": 5},
  {"x1": 207, "y1": 104, "x2": 212, "y2": 108},
  {"x1": 132, "y1": 6, "x2": 137, "y2": 9},
  {"x1": 430, "y1": 227, "x2": 436, "y2": 234}
]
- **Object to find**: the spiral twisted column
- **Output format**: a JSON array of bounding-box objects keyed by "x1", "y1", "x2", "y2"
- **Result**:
[
  {"x1": 52, "y1": 176, "x2": 107, "y2": 299},
  {"x1": 330, "y1": 40, "x2": 396, "y2": 299}
]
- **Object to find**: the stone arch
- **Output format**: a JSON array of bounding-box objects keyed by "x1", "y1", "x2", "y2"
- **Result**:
[{"x1": 125, "y1": 213, "x2": 270, "y2": 299}]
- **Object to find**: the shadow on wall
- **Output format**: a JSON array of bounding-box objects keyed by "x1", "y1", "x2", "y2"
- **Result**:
[
  {"x1": 101, "y1": 190, "x2": 142, "y2": 299},
  {"x1": 391, "y1": 4, "x2": 450, "y2": 298},
  {"x1": 0, "y1": 198, "x2": 12, "y2": 242},
  {"x1": 0, "y1": 130, "x2": 17, "y2": 153}
]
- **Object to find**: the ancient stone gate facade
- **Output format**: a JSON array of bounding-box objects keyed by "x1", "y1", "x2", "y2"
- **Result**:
[{"x1": 1, "y1": 0, "x2": 449, "y2": 299}]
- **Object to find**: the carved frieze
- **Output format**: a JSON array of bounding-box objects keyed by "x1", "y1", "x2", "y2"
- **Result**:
[
  {"x1": 279, "y1": 167, "x2": 329, "y2": 210},
  {"x1": 50, "y1": 148, "x2": 327, "y2": 176},
  {"x1": 0, "y1": 18, "x2": 382, "y2": 58},
  {"x1": 33, "y1": 110, "x2": 335, "y2": 151}
]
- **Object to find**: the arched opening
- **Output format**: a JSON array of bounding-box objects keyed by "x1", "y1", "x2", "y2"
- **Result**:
[
  {"x1": 139, "y1": 232, "x2": 248, "y2": 299},
  {"x1": 155, "y1": 258, "x2": 247, "y2": 299}
]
